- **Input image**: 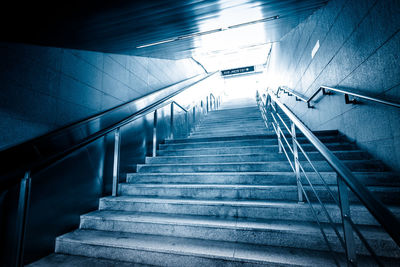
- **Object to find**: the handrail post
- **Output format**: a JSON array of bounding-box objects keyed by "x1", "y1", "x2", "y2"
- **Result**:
[
  {"x1": 291, "y1": 122, "x2": 303, "y2": 203},
  {"x1": 185, "y1": 111, "x2": 189, "y2": 136},
  {"x1": 210, "y1": 94, "x2": 216, "y2": 110},
  {"x1": 15, "y1": 171, "x2": 31, "y2": 267},
  {"x1": 272, "y1": 100, "x2": 283, "y2": 153},
  {"x1": 152, "y1": 110, "x2": 158, "y2": 157},
  {"x1": 337, "y1": 175, "x2": 357, "y2": 266},
  {"x1": 276, "y1": 122, "x2": 282, "y2": 154},
  {"x1": 206, "y1": 96, "x2": 209, "y2": 113},
  {"x1": 170, "y1": 102, "x2": 174, "y2": 139},
  {"x1": 112, "y1": 128, "x2": 121, "y2": 197},
  {"x1": 213, "y1": 96, "x2": 215, "y2": 110}
]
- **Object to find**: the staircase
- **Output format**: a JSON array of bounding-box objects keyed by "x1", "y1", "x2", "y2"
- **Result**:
[{"x1": 32, "y1": 98, "x2": 400, "y2": 266}]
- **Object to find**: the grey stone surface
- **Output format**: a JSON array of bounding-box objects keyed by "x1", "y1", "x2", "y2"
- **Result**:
[
  {"x1": 54, "y1": 229, "x2": 342, "y2": 267},
  {"x1": 268, "y1": 0, "x2": 400, "y2": 171},
  {"x1": 126, "y1": 171, "x2": 398, "y2": 186},
  {"x1": 0, "y1": 42, "x2": 204, "y2": 149}
]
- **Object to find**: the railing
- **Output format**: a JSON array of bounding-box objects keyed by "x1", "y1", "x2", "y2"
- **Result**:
[
  {"x1": 256, "y1": 89, "x2": 400, "y2": 266},
  {"x1": 1, "y1": 71, "x2": 220, "y2": 266},
  {"x1": 111, "y1": 97, "x2": 218, "y2": 197},
  {"x1": 277, "y1": 85, "x2": 400, "y2": 109}
]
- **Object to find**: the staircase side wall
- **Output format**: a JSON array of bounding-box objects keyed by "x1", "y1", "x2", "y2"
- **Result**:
[
  {"x1": 268, "y1": 0, "x2": 400, "y2": 172},
  {"x1": 0, "y1": 42, "x2": 205, "y2": 150}
]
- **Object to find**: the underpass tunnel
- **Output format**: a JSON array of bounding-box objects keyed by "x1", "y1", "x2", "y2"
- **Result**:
[{"x1": 0, "y1": 0, "x2": 399, "y2": 265}]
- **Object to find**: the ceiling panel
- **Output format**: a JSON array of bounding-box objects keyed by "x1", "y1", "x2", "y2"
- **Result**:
[{"x1": 0, "y1": 0, "x2": 328, "y2": 59}]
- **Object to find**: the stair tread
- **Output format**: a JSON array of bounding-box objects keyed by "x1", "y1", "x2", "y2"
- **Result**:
[
  {"x1": 121, "y1": 183, "x2": 400, "y2": 190},
  {"x1": 139, "y1": 159, "x2": 381, "y2": 166},
  {"x1": 127, "y1": 171, "x2": 398, "y2": 177},
  {"x1": 102, "y1": 195, "x2": 307, "y2": 207},
  {"x1": 101, "y1": 196, "x2": 400, "y2": 211},
  {"x1": 57, "y1": 229, "x2": 338, "y2": 266},
  {"x1": 150, "y1": 150, "x2": 366, "y2": 158},
  {"x1": 166, "y1": 131, "x2": 339, "y2": 143},
  {"x1": 160, "y1": 137, "x2": 340, "y2": 147},
  {"x1": 82, "y1": 210, "x2": 394, "y2": 240},
  {"x1": 160, "y1": 142, "x2": 352, "y2": 151}
]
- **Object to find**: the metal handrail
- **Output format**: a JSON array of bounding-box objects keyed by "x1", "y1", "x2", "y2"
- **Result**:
[
  {"x1": 171, "y1": 101, "x2": 189, "y2": 112},
  {"x1": 270, "y1": 89, "x2": 400, "y2": 244},
  {"x1": 209, "y1": 93, "x2": 218, "y2": 110},
  {"x1": 256, "y1": 89, "x2": 400, "y2": 265},
  {"x1": 277, "y1": 86, "x2": 308, "y2": 102},
  {"x1": 277, "y1": 85, "x2": 400, "y2": 109}
]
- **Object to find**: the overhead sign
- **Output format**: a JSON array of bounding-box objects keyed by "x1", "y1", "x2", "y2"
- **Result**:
[{"x1": 221, "y1": 66, "x2": 255, "y2": 76}]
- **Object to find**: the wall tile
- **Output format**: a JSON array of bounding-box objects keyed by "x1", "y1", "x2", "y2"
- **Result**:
[
  {"x1": 0, "y1": 40, "x2": 205, "y2": 148},
  {"x1": 59, "y1": 75, "x2": 103, "y2": 111},
  {"x1": 269, "y1": 0, "x2": 400, "y2": 171},
  {"x1": 62, "y1": 50, "x2": 103, "y2": 90}
]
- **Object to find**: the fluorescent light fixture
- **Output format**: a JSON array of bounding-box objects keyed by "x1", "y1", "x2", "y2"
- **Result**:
[
  {"x1": 136, "y1": 15, "x2": 279, "y2": 49},
  {"x1": 136, "y1": 38, "x2": 178, "y2": 48}
]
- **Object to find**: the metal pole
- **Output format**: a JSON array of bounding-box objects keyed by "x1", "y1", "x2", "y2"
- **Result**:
[
  {"x1": 15, "y1": 171, "x2": 31, "y2": 267},
  {"x1": 193, "y1": 106, "x2": 196, "y2": 123},
  {"x1": 152, "y1": 110, "x2": 157, "y2": 157},
  {"x1": 277, "y1": 124, "x2": 282, "y2": 153},
  {"x1": 185, "y1": 112, "x2": 189, "y2": 136},
  {"x1": 170, "y1": 103, "x2": 174, "y2": 139},
  {"x1": 206, "y1": 96, "x2": 209, "y2": 113},
  {"x1": 291, "y1": 122, "x2": 303, "y2": 203},
  {"x1": 112, "y1": 128, "x2": 121, "y2": 197},
  {"x1": 337, "y1": 175, "x2": 357, "y2": 266}
]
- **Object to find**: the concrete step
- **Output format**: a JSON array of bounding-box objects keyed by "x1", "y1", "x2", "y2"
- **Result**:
[
  {"x1": 199, "y1": 115, "x2": 264, "y2": 121},
  {"x1": 190, "y1": 130, "x2": 272, "y2": 138},
  {"x1": 209, "y1": 106, "x2": 259, "y2": 112},
  {"x1": 126, "y1": 172, "x2": 399, "y2": 186},
  {"x1": 195, "y1": 124, "x2": 267, "y2": 132},
  {"x1": 157, "y1": 143, "x2": 358, "y2": 156},
  {"x1": 136, "y1": 160, "x2": 384, "y2": 173},
  {"x1": 190, "y1": 131, "x2": 270, "y2": 138},
  {"x1": 209, "y1": 106, "x2": 260, "y2": 112},
  {"x1": 165, "y1": 131, "x2": 340, "y2": 144},
  {"x1": 205, "y1": 112, "x2": 261, "y2": 118},
  {"x1": 189, "y1": 130, "x2": 339, "y2": 139},
  {"x1": 147, "y1": 151, "x2": 371, "y2": 164},
  {"x1": 194, "y1": 126, "x2": 268, "y2": 133},
  {"x1": 200, "y1": 115, "x2": 262, "y2": 122},
  {"x1": 159, "y1": 136, "x2": 346, "y2": 150},
  {"x1": 198, "y1": 120, "x2": 266, "y2": 127},
  {"x1": 55, "y1": 229, "x2": 345, "y2": 266},
  {"x1": 118, "y1": 183, "x2": 400, "y2": 204},
  {"x1": 119, "y1": 184, "x2": 299, "y2": 200},
  {"x1": 99, "y1": 196, "x2": 400, "y2": 225},
  {"x1": 80, "y1": 210, "x2": 399, "y2": 258}
]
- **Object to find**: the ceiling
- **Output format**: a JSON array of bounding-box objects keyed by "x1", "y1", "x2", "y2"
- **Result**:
[{"x1": 0, "y1": 0, "x2": 328, "y2": 62}]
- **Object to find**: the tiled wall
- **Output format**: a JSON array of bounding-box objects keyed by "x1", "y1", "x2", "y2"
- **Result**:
[
  {"x1": 268, "y1": 0, "x2": 400, "y2": 171},
  {"x1": 0, "y1": 42, "x2": 204, "y2": 149}
]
